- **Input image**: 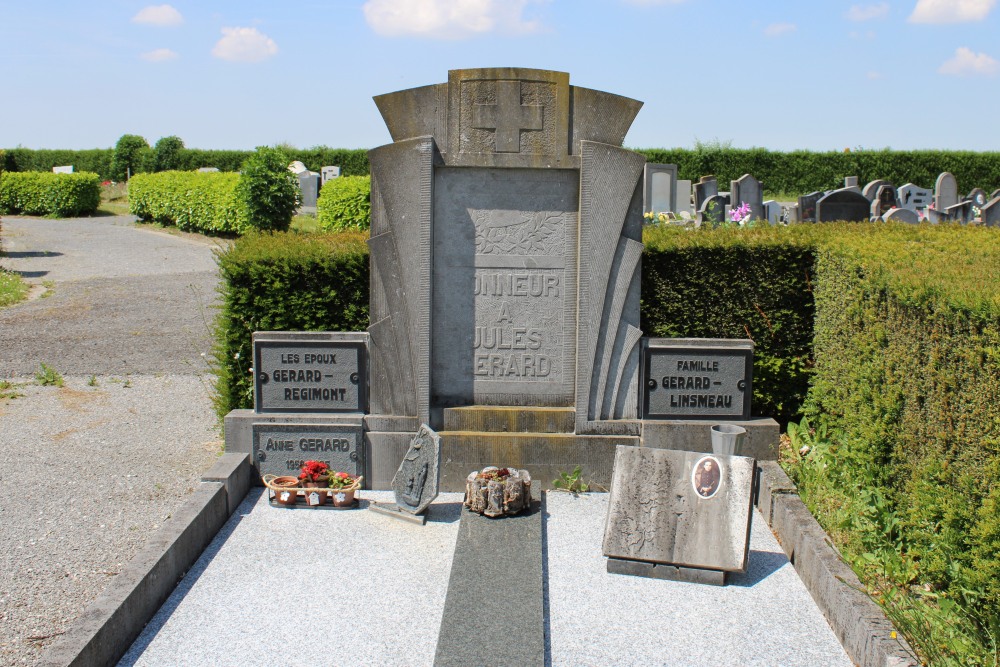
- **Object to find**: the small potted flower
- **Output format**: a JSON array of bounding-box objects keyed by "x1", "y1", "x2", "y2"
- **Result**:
[
  {"x1": 299, "y1": 460, "x2": 330, "y2": 507},
  {"x1": 327, "y1": 471, "x2": 362, "y2": 507},
  {"x1": 263, "y1": 474, "x2": 300, "y2": 506}
]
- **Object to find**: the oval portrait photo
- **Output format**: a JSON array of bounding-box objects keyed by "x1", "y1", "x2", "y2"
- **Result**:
[{"x1": 691, "y1": 455, "x2": 722, "y2": 499}]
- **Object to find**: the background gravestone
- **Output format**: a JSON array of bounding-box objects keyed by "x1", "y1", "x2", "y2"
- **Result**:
[
  {"x1": 882, "y1": 208, "x2": 920, "y2": 224},
  {"x1": 321, "y1": 165, "x2": 341, "y2": 185},
  {"x1": 862, "y1": 179, "x2": 890, "y2": 201},
  {"x1": 675, "y1": 180, "x2": 693, "y2": 215},
  {"x1": 693, "y1": 176, "x2": 718, "y2": 212},
  {"x1": 816, "y1": 189, "x2": 870, "y2": 222},
  {"x1": 730, "y1": 174, "x2": 764, "y2": 221},
  {"x1": 699, "y1": 194, "x2": 726, "y2": 224},
  {"x1": 603, "y1": 446, "x2": 755, "y2": 575},
  {"x1": 798, "y1": 191, "x2": 823, "y2": 222},
  {"x1": 872, "y1": 184, "x2": 898, "y2": 219},
  {"x1": 644, "y1": 163, "x2": 677, "y2": 213},
  {"x1": 297, "y1": 171, "x2": 320, "y2": 207},
  {"x1": 981, "y1": 197, "x2": 1000, "y2": 226},
  {"x1": 898, "y1": 183, "x2": 931, "y2": 211},
  {"x1": 934, "y1": 172, "x2": 959, "y2": 211},
  {"x1": 763, "y1": 200, "x2": 781, "y2": 225},
  {"x1": 967, "y1": 188, "x2": 988, "y2": 208}
]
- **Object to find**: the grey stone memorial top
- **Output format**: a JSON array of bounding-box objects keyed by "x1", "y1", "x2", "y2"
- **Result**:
[
  {"x1": 694, "y1": 176, "x2": 718, "y2": 211},
  {"x1": 934, "y1": 172, "x2": 959, "y2": 211},
  {"x1": 967, "y1": 188, "x2": 988, "y2": 208},
  {"x1": 391, "y1": 425, "x2": 441, "y2": 514},
  {"x1": 253, "y1": 332, "x2": 368, "y2": 413},
  {"x1": 603, "y1": 446, "x2": 756, "y2": 572},
  {"x1": 699, "y1": 194, "x2": 726, "y2": 224},
  {"x1": 321, "y1": 165, "x2": 341, "y2": 184},
  {"x1": 862, "y1": 179, "x2": 890, "y2": 201},
  {"x1": 882, "y1": 207, "x2": 920, "y2": 224},
  {"x1": 298, "y1": 172, "x2": 320, "y2": 208},
  {"x1": 844, "y1": 176, "x2": 859, "y2": 188},
  {"x1": 675, "y1": 180, "x2": 693, "y2": 215},
  {"x1": 798, "y1": 191, "x2": 823, "y2": 222},
  {"x1": 816, "y1": 188, "x2": 870, "y2": 222},
  {"x1": 368, "y1": 68, "x2": 646, "y2": 433},
  {"x1": 252, "y1": 422, "x2": 363, "y2": 480},
  {"x1": 644, "y1": 163, "x2": 677, "y2": 213},
  {"x1": 981, "y1": 197, "x2": 1000, "y2": 227},
  {"x1": 897, "y1": 183, "x2": 931, "y2": 211},
  {"x1": 52, "y1": 165, "x2": 73, "y2": 174},
  {"x1": 642, "y1": 338, "x2": 752, "y2": 420},
  {"x1": 730, "y1": 174, "x2": 764, "y2": 221}
]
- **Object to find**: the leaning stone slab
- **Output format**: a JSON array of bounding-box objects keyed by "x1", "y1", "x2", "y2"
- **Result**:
[
  {"x1": 391, "y1": 424, "x2": 441, "y2": 514},
  {"x1": 603, "y1": 446, "x2": 756, "y2": 574}
]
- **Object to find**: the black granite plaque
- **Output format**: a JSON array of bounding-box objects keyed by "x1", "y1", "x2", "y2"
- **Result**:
[
  {"x1": 641, "y1": 338, "x2": 752, "y2": 420},
  {"x1": 253, "y1": 332, "x2": 367, "y2": 413},
  {"x1": 252, "y1": 423, "x2": 364, "y2": 479}
]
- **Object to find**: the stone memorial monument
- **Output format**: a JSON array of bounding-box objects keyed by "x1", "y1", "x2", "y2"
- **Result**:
[
  {"x1": 603, "y1": 446, "x2": 756, "y2": 585},
  {"x1": 370, "y1": 424, "x2": 442, "y2": 525},
  {"x1": 644, "y1": 163, "x2": 678, "y2": 214},
  {"x1": 364, "y1": 67, "x2": 647, "y2": 489}
]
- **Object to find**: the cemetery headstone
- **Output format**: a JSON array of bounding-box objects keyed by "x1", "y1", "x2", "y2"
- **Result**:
[
  {"x1": 694, "y1": 176, "x2": 718, "y2": 211},
  {"x1": 785, "y1": 203, "x2": 799, "y2": 223},
  {"x1": 675, "y1": 180, "x2": 693, "y2": 215},
  {"x1": 603, "y1": 446, "x2": 756, "y2": 584},
  {"x1": 924, "y1": 207, "x2": 946, "y2": 224},
  {"x1": 641, "y1": 338, "x2": 752, "y2": 420},
  {"x1": 699, "y1": 194, "x2": 726, "y2": 224},
  {"x1": 844, "y1": 176, "x2": 859, "y2": 188},
  {"x1": 934, "y1": 172, "x2": 959, "y2": 211},
  {"x1": 730, "y1": 174, "x2": 764, "y2": 221},
  {"x1": 991, "y1": 189, "x2": 1000, "y2": 201},
  {"x1": 872, "y1": 184, "x2": 899, "y2": 219},
  {"x1": 253, "y1": 332, "x2": 368, "y2": 413},
  {"x1": 644, "y1": 163, "x2": 678, "y2": 213},
  {"x1": 197, "y1": 167, "x2": 219, "y2": 173},
  {"x1": 897, "y1": 183, "x2": 932, "y2": 211},
  {"x1": 52, "y1": 165, "x2": 73, "y2": 174},
  {"x1": 321, "y1": 165, "x2": 341, "y2": 185},
  {"x1": 862, "y1": 179, "x2": 890, "y2": 201},
  {"x1": 967, "y1": 188, "x2": 988, "y2": 208},
  {"x1": 392, "y1": 425, "x2": 441, "y2": 514},
  {"x1": 798, "y1": 191, "x2": 823, "y2": 222},
  {"x1": 882, "y1": 207, "x2": 919, "y2": 224},
  {"x1": 945, "y1": 201, "x2": 972, "y2": 224},
  {"x1": 298, "y1": 171, "x2": 321, "y2": 207},
  {"x1": 288, "y1": 161, "x2": 308, "y2": 174},
  {"x1": 763, "y1": 200, "x2": 781, "y2": 225},
  {"x1": 816, "y1": 188, "x2": 870, "y2": 222},
  {"x1": 981, "y1": 197, "x2": 1000, "y2": 227}
]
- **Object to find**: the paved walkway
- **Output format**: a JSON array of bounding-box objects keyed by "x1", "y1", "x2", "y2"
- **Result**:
[
  {"x1": 0, "y1": 216, "x2": 223, "y2": 666},
  {"x1": 119, "y1": 491, "x2": 853, "y2": 667}
]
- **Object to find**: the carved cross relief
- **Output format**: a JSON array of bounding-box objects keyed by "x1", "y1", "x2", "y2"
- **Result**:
[{"x1": 472, "y1": 80, "x2": 544, "y2": 153}]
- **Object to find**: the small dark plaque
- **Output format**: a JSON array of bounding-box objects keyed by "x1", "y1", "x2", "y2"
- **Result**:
[
  {"x1": 253, "y1": 332, "x2": 367, "y2": 413},
  {"x1": 641, "y1": 338, "x2": 752, "y2": 420},
  {"x1": 252, "y1": 423, "x2": 363, "y2": 479}
]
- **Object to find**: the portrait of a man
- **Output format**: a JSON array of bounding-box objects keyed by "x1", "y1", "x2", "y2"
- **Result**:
[{"x1": 692, "y1": 456, "x2": 721, "y2": 498}]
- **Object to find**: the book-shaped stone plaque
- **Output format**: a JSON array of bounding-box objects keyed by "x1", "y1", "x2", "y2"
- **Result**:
[
  {"x1": 641, "y1": 338, "x2": 752, "y2": 420},
  {"x1": 603, "y1": 446, "x2": 755, "y2": 573}
]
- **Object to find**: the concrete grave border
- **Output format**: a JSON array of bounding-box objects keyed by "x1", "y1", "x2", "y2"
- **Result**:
[{"x1": 39, "y1": 453, "x2": 918, "y2": 667}]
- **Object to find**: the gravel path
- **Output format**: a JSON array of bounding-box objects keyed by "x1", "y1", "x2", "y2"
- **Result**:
[{"x1": 0, "y1": 216, "x2": 224, "y2": 666}]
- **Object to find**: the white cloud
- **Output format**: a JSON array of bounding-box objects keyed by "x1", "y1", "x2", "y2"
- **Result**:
[
  {"x1": 763, "y1": 22, "x2": 796, "y2": 37},
  {"x1": 140, "y1": 48, "x2": 178, "y2": 62},
  {"x1": 362, "y1": 0, "x2": 541, "y2": 39},
  {"x1": 938, "y1": 46, "x2": 999, "y2": 76},
  {"x1": 909, "y1": 0, "x2": 995, "y2": 23},
  {"x1": 846, "y1": 3, "x2": 889, "y2": 21},
  {"x1": 131, "y1": 4, "x2": 183, "y2": 27},
  {"x1": 211, "y1": 27, "x2": 278, "y2": 63}
]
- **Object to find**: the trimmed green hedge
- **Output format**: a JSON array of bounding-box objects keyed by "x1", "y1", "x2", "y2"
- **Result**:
[
  {"x1": 317, "y1": 176, "x2": 371, "y2": 231},
  {"x1": 213, "y1": 231, "x2": 370, "y2": 418},
  {"x1": 7, "y1": 146, "x2": 1000, "y2": 194},
  {"x1": 642, "y1": 225, "x2": 817, "y2": 424},
  {"x1": 0, "y1": 171, "x2": 101, "y2": 216},
  {"x1": 802, "y1": 224, "x2": 1000, "y2": 615},
  {"x1": 128, "y1": 171, "x2": 243, "y2": 234}
]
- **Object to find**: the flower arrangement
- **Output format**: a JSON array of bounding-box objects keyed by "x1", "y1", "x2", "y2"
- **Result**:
[
  {"x1": 299, "y1": 460, "x2": 330, "y2": 485},
  {"x1": 643, "y1": 210, "x2": 671, "y2": 225},
  {"x1": 327, "y1": 470, "x2": 358, "y2": 490},
  {"x1": 476, "y1": 467, "x2": 511, "y2": 482},
  {"x1": 729, "y1": 201, "x2": 753, "y2": 226}
]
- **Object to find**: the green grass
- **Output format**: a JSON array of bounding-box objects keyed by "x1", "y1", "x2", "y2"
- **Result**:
[
  {"x1": 34, "y1": 362, "x2": 64, "y2": 387},
  {"x1": 290, "y1": 213, "x2": 322, "y2": 233},
  {"x1": 0, "y1": 268, "x2": 29, "y2": 308},
  {"x1": 0, "y1": 380, "x2": 25, "y2": 400}
]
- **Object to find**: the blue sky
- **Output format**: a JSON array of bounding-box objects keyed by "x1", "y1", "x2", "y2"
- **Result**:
[{"x1": 1, "y1": 0, "x2": 998, "y2": 152}]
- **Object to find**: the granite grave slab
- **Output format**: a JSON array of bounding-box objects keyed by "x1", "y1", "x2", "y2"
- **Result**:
[{"x1": 816, "y1": 188, "x2": 870, "y2": 222}]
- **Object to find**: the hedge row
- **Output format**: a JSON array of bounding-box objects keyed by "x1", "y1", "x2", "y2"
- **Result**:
[
  {"x1": 1, "y1": 147, "x2": 371, "y2": 181},
  {"x1": 802, "y1": 224, "x2": 1000, "y2": 616},
  {"x1": 128, "y1": 172, "x2": 243, "y2": 234},
  {"x1": 213, "y1": 232, "x2": 370, "y2": 416},
  {"x1": 638, "y1": 147, "x2": 1000, "y2": 196},
  {"x1": 7, "y1": 146, "x2": 1000, "y2": 195},
  {"x1": 317, "y1": 176, "x2": 371, "y2": 231},
  {"x1": 0, "y1": 172, "x2": 101, "y2": 217}
]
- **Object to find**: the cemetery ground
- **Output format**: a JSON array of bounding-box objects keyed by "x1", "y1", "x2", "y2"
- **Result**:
[{"x1": 0, "y1": 215, "x2": 222, "y2": 666}]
